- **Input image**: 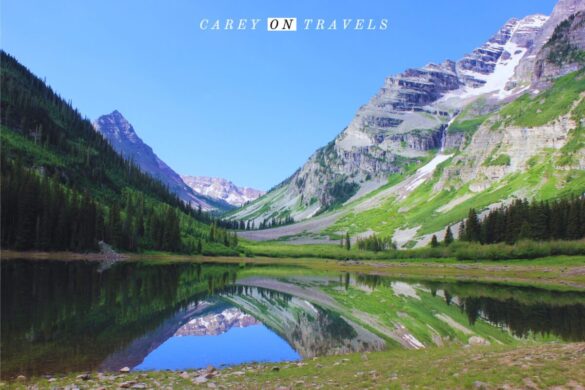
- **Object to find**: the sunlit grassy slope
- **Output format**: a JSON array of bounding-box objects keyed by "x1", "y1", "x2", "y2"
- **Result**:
[{"x1": 319, "y1": 70, "x2": 585, "y2": 242}]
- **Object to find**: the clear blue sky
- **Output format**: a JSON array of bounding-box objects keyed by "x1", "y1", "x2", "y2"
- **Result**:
[{"x1": 2, "y1": 0, "x2": 557, "y2": 190}]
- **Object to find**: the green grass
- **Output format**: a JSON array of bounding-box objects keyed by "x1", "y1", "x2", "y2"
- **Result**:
[
  {"x1": 10, "y1": 343, "x2": 585, "y2": 389},
  {"x1": 484, "y1": 153, "x2": 511, "y2": 166},
  {"x1": 558, "y1": 98, "x2": 585, "y2": 166},
  {"x1": 327, "y1": 143, "x2": 585, "y2": 239},
  {"x1": 448, "y1": 115, "x2": 488, "y2": 136},
  {"x1": 0, "y1": 126, "x2": 66, "y2": 167},
  {"x1": 496, "y1": 69, "x2": 585, "y2": 128}
]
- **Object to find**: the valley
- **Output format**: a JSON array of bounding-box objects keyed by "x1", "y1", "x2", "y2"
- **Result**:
[{"x1": 2, "y1": 0, "x2": 585, "y2": 388}]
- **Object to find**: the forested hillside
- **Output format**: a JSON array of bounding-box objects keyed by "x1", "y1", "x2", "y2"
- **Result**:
[{"x1": 0, "y1": 51, "x2": 235, "y2": 254}]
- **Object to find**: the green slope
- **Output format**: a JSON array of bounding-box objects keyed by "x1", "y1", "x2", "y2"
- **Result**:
[
  {"x1": 322, "y1": 70, "x2": 585, "y2": 244},
  {"x1": 0, "y1": 51, "x2": 235, "y2": 254}
]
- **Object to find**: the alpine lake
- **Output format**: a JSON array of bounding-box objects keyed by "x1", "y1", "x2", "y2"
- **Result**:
[{"x1": 2, "y1": 257, "x2": 585, "y2": 379}]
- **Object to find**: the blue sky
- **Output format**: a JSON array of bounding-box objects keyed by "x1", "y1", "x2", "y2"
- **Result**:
[
  {"x1": 136, "y1": 324, "x2": 299, "y2": 370},
  {"x1": 2, "y1": 0, "x2": 557, "y2": 190}
]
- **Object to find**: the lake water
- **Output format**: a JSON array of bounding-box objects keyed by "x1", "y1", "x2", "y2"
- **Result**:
[{"x1": 2, "y1": 259, "x2": 585, "y2": 378}]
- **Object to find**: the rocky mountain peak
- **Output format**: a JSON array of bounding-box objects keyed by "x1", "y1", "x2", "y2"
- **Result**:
[
  {"x1": 174, "y1": 308, "x2": 259, "y2": 337},
  {"x1": 93, "y1": 112, "x2": 227, "y2": 211},
  {"x1": 181, "y1": 176, "x2": 265, "y2": 207},
  {"x1": 95, "y1": 110, "x2": 140, "y2": 144},
  {"x1": 231, "y1": 0, "x2": 583, "y2": 225}
]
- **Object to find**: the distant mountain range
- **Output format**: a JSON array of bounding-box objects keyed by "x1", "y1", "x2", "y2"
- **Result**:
[
  {"x1": 181, "y1": 176, "x2": 264, "y2": 207},
  {"x1": 93, "y1": 111, "x2": 262, "y2": 210}
]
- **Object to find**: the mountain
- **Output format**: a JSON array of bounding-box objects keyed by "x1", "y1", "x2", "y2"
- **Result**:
[
  {"x1": 0, "y1": 51, "x2": 240, "y2": 255},
  {"x1": 181, "y1": 176, "x2": 264, "y2": 207},
  {"x1": 93, "y1": 111, "x2": 230, "y2": 211},
  {"x1": 173, "y1": 307, "x2": 259, "y2": 336},
  {"x1": 234, "y1": 0, "x2": 585, "y2": 246}
]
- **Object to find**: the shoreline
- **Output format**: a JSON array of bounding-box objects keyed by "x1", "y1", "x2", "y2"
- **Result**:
[
  {"x1": 4, "y1": 343, "x2": 585, "y2": 388},
  {"x1": 0, "y1": 250, "x2": 129, "y2": 261},
  {"x1": 2, "y1": 250, "x2": 585, "y2": 291}
]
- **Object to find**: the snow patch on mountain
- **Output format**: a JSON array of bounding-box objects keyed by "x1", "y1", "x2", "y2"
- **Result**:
[{"x1": 181, "y1": 176, "x2": 265, "y2": 207}]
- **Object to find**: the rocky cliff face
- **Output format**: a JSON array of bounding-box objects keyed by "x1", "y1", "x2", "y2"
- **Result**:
[
  {"x1": 93, "y1": 111, "x2": 227, "y2": 211},
  {"x1": 437, "y1": 7, "x2": 585, "y2": 194},
  {"x1": 181, "y1": 176, "x2": 264, "y2": 207},
  {"x1": 515, "y1": 0, "x2": 585, "y2": 86},
  {"x1": 232, "y1": 12, "x2": 551, "y2": 224},
  {"x1": 534, "y1": 11, "x2": 585, "y2": 84}
]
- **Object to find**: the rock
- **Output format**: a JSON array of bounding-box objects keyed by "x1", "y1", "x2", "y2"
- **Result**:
[
  {"x1": 96, "y1": 387, "x2": 106, "y2": 390},
  {"x1": 76, "y1": 374, "x2": 90, "y2": 381},
  {"x1": 119, "y1": 381, "x2": 137, "y2": 388},
  {"x1": 271, "y1": 367, "x2": 280, "y2": 372},
  {"x1": 473, "y1": 381, "x2": 489, "y2": 389},
  {"x1": 207, "y1": 383, "x2": 217, "y2": 389},
  {"x1": 132, "y1": 383, "x2": 147, "y2": 389},
  {"x1": 16, "y1": 375, "x2": 26, "y2": 382},
  {"x1": 180, "y1": 372, "x2": 190, "y2": 379},
  {"x1": 207, "y1": 365, "x2": 217, "y2": 373},
  {"x1": 119, "y1": 367, "x2": 131, "y2": 373},
  {"x1": 182, "y1": 176, "x2": 264, "y2": 208},
  {"x1": 361, "y1": 353, "x2": 369, "y2": 361},
  {"x1": 522, "y1": 378, "x2": 540, "y2": 390},
  {"x1": 232, "y1": 371, "x2": 245, "y2": 376},
  {"x1": 468, "y1": 336, "x2": 490, "y2": 346},
  {"x1": 194, "y1": 376, "x2": 208, "y2": 384},
  {"x1": 48, "y1": 378, "x2": 57, "y2": 383}
]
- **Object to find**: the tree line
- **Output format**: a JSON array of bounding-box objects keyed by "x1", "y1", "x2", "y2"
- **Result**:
[
  {"x1": 0, "y1": 51, "x2": 245, "y2": 254},
  {"x1": 460, "y1": 197, "x2": 585, "y2": 244},
  {"x1": 214, "y1": 215, "x2": 295, "y2": 231},
  {"x1": 1, "y1": 157, "x2": 184, "y2": 252}
]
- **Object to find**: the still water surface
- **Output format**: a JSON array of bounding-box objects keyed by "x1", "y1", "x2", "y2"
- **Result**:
[{"x1": 2, "y1": 259, "x2": 585, "y2": 378}]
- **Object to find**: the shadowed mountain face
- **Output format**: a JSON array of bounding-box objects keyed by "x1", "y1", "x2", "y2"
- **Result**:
[
  {"x1": 93, "y1": 111, "x2": 231, "y2": 211},
  {"x1": 232, "y1": 0, "x2": 585, "y2": 226}
]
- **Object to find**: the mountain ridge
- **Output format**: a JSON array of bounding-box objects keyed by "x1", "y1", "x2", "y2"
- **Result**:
[
  {"x1": 93, "y1": 111, "x2": 231, "y2": 211},
  {"x1": 232, "y1": 12, "x2": 551, "y2": 224},
  {"x1": 181, "y1": 175, "x2": 264, "y2": 207},
  {"x1": 234, "y1": 0, "x2": 585, "y2": 246}
]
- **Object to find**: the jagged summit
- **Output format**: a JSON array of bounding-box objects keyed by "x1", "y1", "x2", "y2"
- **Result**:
[
  {"x1": 94, "y1": 111, "x2": 228, "y2": 211},
  {"x1": 181, "y1": 176, "x2": 265, "y2": 207},
  {"x1": 232, "y1": 1, "x2": 584, "y2": 227},
  {"x1": 95, "y1": 110, "x2": 143, "y2": 144}
]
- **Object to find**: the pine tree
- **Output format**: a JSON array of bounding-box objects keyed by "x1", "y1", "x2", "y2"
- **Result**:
[
  {"x1": 345, "y1": 232, "x2": 351, "y2": 251},
  {"x1": 430, "y1": 235, "x2": 439, "y2": 248},
  {"x1": 458, "y1": 220, "x2": 466, "y2": 241},
  {"x1": 444, "y1": 226, "x2": 454, "y2": 246},
  {"x1": 466, "y1": 209, "x2": 481, "y2": 242}
]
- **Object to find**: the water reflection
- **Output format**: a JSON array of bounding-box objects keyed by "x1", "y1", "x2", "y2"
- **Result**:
[
  {"x1": 352, "y1": 274, "x2": 585, "y2": 342},
  {"x1": 2, "y1": 259, "x2": 585, "y2": 379}
]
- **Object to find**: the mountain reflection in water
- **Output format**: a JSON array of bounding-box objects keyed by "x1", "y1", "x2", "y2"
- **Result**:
[{"x1": 2, "y1": 259, "x2": 585, "y2": 378}]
